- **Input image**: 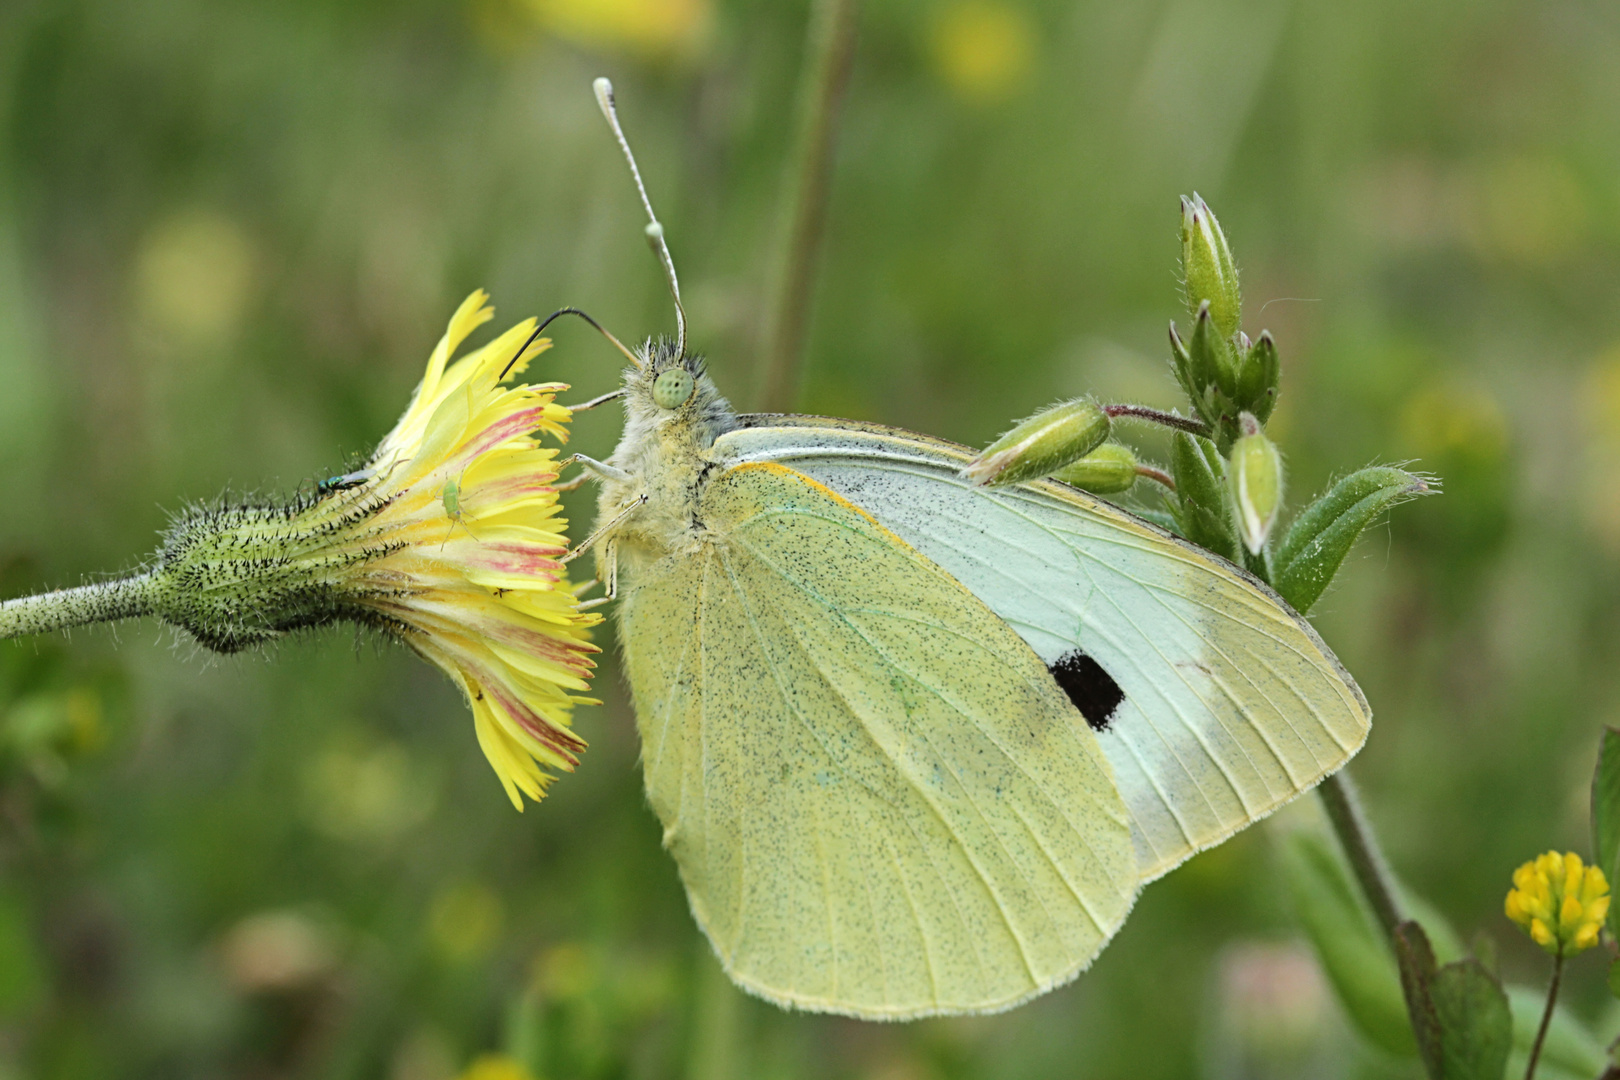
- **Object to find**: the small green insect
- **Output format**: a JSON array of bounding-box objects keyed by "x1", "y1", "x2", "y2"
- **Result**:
[{"x1": 441, "y1": 471, "x2": 477, "y2": 546}]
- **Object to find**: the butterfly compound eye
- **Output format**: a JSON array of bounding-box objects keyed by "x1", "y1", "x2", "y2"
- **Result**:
[{"x1": 652, "y1": 368, "x2": 695, "y2": 409}]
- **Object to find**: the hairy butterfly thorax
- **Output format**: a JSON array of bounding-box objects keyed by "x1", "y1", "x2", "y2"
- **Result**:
[{"x1": 595, "y1": 340, "x2": 738, "y2": 573}]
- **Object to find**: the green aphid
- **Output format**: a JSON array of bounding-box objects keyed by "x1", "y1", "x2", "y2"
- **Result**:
[{"x1": 441, "y1": 472, "x2": 476, "y2": 545}]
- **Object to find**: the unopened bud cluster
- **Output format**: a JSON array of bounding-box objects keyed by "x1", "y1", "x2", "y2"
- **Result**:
[
  {"x1": 961, "y1": 192, "x2": 1434, "y2": 617},
  {"x1": 1171, "y1": 194, "x2": 1279, "y2": 449}
]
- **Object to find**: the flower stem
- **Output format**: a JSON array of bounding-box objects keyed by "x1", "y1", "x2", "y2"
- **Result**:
[
  {"x1": 1524, "y1": 951, "x2": 1564, "y2": 1080},
  {"x1": 756, "y1": 0, "x2": 861, "y2": 413},
  {"x1": 0, "y1": 574, "x2": 158, "y2": 641},
  {"x1": 1135, "y1": 464, "x2": 1176, "y2": 491},
  {"x1": 1102, "y1": 403, "x2": 1212, "y2": 437},
  {"x1": 1317, "y1": 770, "x2": 1404, "y2": 940}
]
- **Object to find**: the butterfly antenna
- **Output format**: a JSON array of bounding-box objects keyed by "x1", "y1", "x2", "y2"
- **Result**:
[
  {"x1": 593, "y1": 76, "x2": 686, "y2": 359},
  {"x1": 500, "y1": 306, "x2": 641, "y2": 380}
]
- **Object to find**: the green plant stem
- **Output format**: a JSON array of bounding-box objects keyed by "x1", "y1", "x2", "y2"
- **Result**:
[
  {"x1": 756, "y1": 0, "x2": 861, "y2": 413},
  {"x1": 1524, "y1": 951, "x2": 1564, "y2": 1080},
  {"x1": 1135, "y1": 464, "x2": 1176, "y2": 491},
  {"x1": 1317, "y1": 770, "x2": 1405, "y2": 940},
  {"x1": 0, "y1": 575, "x2": 156, "y2": 640},
  {"x1": 1102, "y1": 403, "x2": 1211, "y2": 437}
]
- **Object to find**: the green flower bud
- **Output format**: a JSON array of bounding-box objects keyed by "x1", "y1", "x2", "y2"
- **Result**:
[
  {"x1": 1181, "y1": 193, "x2": 1241, "y2": 339},
  {"x1": 1228, "y1": 414, "x2": 1283, "y2": 555},
  {"x1": 1170, "y1": 431, "x2": 1237, "y2": 561},
  {"x1": 1235, "y1": 330, "x2": 1280, "y2": 423},
  {"x1": 1051, "y1": 442, "x2": 1138, "y2": 494},
  {"x1": 963, "y1": 398, "x2": 1111, "y2": 487},
  {"x1": 1189, "y1": 301, "x2": 1237, "y2": 400}
]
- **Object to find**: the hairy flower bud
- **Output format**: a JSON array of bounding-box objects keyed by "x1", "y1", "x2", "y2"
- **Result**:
[
  {"x1": 1051, "y1": 442, "x2": 1139, "y2": 494},
  {"x1": 1229, "y1": 413, "x2": 1283, "y2": 555},
  {"x1": 963, "y1": 398, "x2": 1111, "y2": 487},
  {"x1": 1181, "y1": 192, "x2": 1241, "y2": 339}
]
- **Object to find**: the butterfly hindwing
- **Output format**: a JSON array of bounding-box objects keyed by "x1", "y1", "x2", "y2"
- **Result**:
[
  {"x1": 617, "y1": 461, "x2": 1137, "y2": 1019},
  {"x1": 716, "y1": 418, "x2": 1372, "y2": 884}
]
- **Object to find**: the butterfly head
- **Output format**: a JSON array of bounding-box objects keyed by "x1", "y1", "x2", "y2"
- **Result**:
[{"x1": 620, "y1": 338, "x2": 735, "y2": 448}]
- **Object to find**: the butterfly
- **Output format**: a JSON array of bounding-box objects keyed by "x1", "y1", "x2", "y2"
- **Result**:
[{"x1": 540, "y1": 79, "x2": 1369, "y2": 1021}]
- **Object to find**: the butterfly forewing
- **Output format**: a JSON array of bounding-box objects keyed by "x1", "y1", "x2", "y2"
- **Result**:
[
  {"x1": 617, "y1": 462, "x2": 1136, "y2": 1019},
  {"x1": 715, "y1": 418, "x2": 1372, "y2": 883}
]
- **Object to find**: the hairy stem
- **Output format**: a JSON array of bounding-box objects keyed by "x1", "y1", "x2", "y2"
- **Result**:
[
  {"x1": 0, "y1": 575, "x2": 157, "y2": 641},
  {"x1": 756, "y1": 0, "x2": 861, "y2": 413},
  {"x1": 1102, "y1": 403, "x2": 1212, "y2": 437},
  {"x1": 1524, "y1": 951, "x2": 1563, "y2": 1080},
  {"x1": 1317, "y1": 771, "x2": 1404, "y2": 939},
  {"x1": 1135, "y1": 464, "x2": 1176, "y2": 491}
]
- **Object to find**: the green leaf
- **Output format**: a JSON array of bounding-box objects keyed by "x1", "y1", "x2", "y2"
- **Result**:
[
  {"x1": 1396, "y1": 920, "x2": 1512, "y2": 1080},
  {"x1": 1430, "y1": 960, "x2": 1511, "y2": 1080},
  {"x1": 1591, "y1": 726, "x2": 1620, "y2": 940},
  {"x1": 1608, "y1": 956, "x2": 1620, "y2": 1001},
  {"x1": 1170, "y1": 431, "x2": 1238, "y2": 562},
  {"x1": 1280, "y1": 831, "x2": 1416, "y2": 1056},
  {"x1": 1272, "y1": 466, "x2": 1436, "y2": 613},
  {"x1": 1168, "y1": 322, "x2": 1198, "y2": 405}
]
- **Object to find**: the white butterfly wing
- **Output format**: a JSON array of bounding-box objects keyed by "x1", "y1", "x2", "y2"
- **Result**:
[
  {"x1": 715, "y1": 416, "x2": 1371, "y2": 882},
  {"x1": 617, "y1": 461, "x2": 1136, "y2": 1018}
]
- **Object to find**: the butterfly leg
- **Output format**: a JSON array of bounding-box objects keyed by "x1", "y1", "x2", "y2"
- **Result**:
[
  {"x1": 561, "y1": 495, "x2": 646, "y2": 566},
  {"x1": 575, "y1": 540, "x2": 619, "y2": 610},
  {"x1": 554, "y1": 453, "x2": 632, "y2": 492}
]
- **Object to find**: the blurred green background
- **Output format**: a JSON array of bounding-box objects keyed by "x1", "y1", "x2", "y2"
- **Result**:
[{"x1": 0, "y1": 0, "x2": 1616, "y2": 1076}]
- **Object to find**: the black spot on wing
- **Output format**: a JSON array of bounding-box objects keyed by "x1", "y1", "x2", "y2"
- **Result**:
[{"x1": 1049, "y1": 650, "x2": 1124, "y2": 732}]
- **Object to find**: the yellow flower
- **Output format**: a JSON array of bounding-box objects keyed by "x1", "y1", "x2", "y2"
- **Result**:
[
  {"x1": 930, "y1": 1, "x2": 1035, "y2": 104},
  {"x1": 337, "y1": 290, "x2": 600, "y2": 808},
  {"x1": 1504, "y1": 851, "x2": 1610, "y2": 956},
  {"x1": 520, "y1": 0, "x2": 712, "y2": 58},
  {"x1": 0, "y1": 289, "x2": 598, "y2": 808},
  {"x1": 456, "y1": 1055, "x2": 536, "y2": 1080},
  {"x1": 130, "y1": 291, "x2": 598, "y2": 809}
]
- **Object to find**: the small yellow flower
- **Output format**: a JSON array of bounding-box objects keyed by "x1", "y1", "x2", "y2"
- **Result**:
[
  {"x1": 1504, "y1": 851, "x2": 1610, "y2": 956},
  {"x1": 930, "y1": 1, "x2": 1035, "y2": 104},
  {"x1": 521, "y1": 0, "x2": 712, "y2": 58},
  {"x1": 456, "y1": 1054, "x2": 536, "y2": 1080}
]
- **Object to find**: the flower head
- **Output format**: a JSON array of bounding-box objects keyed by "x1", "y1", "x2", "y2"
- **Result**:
[
  {"x1": 1504, "y1": 851, "x2": 1610, "y2": 956},
  {"x1": 146, "y1": 291, "x2": 599, "y2": 809}
]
